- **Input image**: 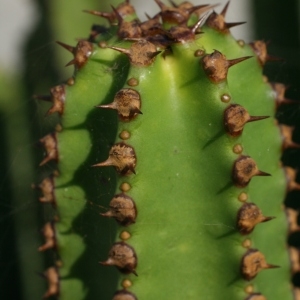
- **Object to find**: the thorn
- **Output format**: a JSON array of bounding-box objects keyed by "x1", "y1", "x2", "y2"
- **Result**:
[
  {"x1": 270, "y1": 82, "x2": 298, "y2": 107},
  {"x1": 92, "y1": 142, "x2": 136, "y2": 176},
  {"x1": 224, "y1": 104, "x2": 268, "y2": 136},
  {"x1": 237, "y1": 202, "x2": 275, "y2": 234},
  {"x1": 280, "y1": 125, "x2": 300, "y2": 150},
  {"x1": 65, "y1": 59, "x2": 76, "y2": 67},
  {"x1": 82, "y1": 9, "x2": 112, "y2": 21},
  {"x1": 38, "y1": 222, "x2": 56, "y2": 251},
  {"x1": 110, "y1": 40, "x2": 158, "y2": 66},
  {"x1": 232, "y1": 156, "x2": 271, "y2": 188},
  {"x1": 202, "y1": 50, "x2": 252, "y2": 83},
  {"x1": 220, "y1": 1, "x2": 230, "y2": 17},
  {"x1": 33, "y1": 94, "x2": 52, "y2": 102},
  {"x1": 38, "y1": 177, "x2": 55, "y2": 204},
  {"x1": 241, "y1": 249, "x2": 279, "y2": 281},
  {"x1": 39, "y1": 133, "x2": 58, "y2": 166},
  {"x1": 191, "y1": 14, "x2": 208, "y2": 34},
  {"x1": 225, "y1": 21, "x2": 246, "y2": 29},
  {"x1": 100, "y1": 242, "x2": 137, "y2": 275},
  {"x1": 97, "y1": 88, "x2": 142, "y2": 121},
  {"x1": 285, "y1": 167, "x2": 300, "y2": 191},
  {"x1": 227, "y1": 56, "x2": 252, "y2": 68},
  {"x1": 56, "y1": 41, "x2": 75, "y2": 53},
  {"x1": 43, "y1": 267, "x2": 59, "y2": 298}
]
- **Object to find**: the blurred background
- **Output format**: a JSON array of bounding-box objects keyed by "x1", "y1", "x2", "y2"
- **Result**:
[{"x1": 0, "y1": 0, "x2": 299, "y2": 299}]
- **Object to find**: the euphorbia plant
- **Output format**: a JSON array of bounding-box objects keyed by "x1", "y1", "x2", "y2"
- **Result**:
[{"x1": 36, "y1": 1, "x2": 299, "y2": 299}]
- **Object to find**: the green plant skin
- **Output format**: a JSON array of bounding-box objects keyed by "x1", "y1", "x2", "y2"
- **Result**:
[{"x1": 41, "y1": 2, "x2": 293, "y2": 299}]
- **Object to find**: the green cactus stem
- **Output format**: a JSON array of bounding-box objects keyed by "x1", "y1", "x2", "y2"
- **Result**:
[{"x1": 36, "y1": 1, "x2": 297, "y2": 299}]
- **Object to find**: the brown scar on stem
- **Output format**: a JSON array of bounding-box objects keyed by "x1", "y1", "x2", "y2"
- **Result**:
[
  {"x1": 38, "y1": 222, "x2": 56, "y2": 252},
  {"x1": 43, "y1": 267, "x2": 59, "y2": 298},
  {"x1": 224, "y1": 104, "x2": 269, "y2": 137},
  {"x1": 98, "y1": 88, "x2": 142, "y2": 121},
  {"x1": 237, "y1": 202, "x2": 274, "y2": 235},
  {"x1": 109, "y1": 40, "x2": 160, "y2": 67},
  {"x1": 241, "y1": 249, "x2": 279, "y2": 281},
  {"x1": 39, "y1": 133, "x2": 58, "y2": 166},
  {"x1": 202, "y1": 50, "x2": 252, "y2": 83},
  {"x1": 33, "y1": 85, "x2": 66, "y2": 116},
  {"x1": 112, "y1": 289, "x2": 137, "y2": 300},
  {"x1": 205, "y1": 1, "x2": 246, "y2": 33},
  {"x1": 56, "y1": 40, "x2": 93, "y2": 69},
  {"x1": 100, "y1": 242, "x2": 138, "y2": 276},
  {"x1": 232, "y1": 156, "x2": 271, "y2": 188},
  {"x1": 92, "y1": 142, "x2": 137, "y2": 175},
  {"x1": 101, "y1": 193, "x2": 137, "y2": 226}
]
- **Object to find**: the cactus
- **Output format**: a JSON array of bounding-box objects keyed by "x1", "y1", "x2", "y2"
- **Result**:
[{"x1": 36, "y1": 1, "x2": 299, "y2": 299}]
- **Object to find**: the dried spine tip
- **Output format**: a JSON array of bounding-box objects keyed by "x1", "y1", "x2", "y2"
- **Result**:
[
  {"x1": 112, "y1": 290, "x2": 137, "y2": 300},
  {"x1": 237, "y1": 203, "x2": 274, "y2": 235},
  {"x1": 56, "y1": 40, "x2": 93, "y2": 68},
  {"x1": 100, "y1": 242, "x2": 138, "y2": 275},
  {"x1": 98, "y1": 88, "x2": 142, "y2": 121},
  {"x1": 43, "y1": 267, "x2": 59, "y2": 298},
  {"x1": 241, "y1": 249, "x2": 279, "y2": 280},
  {"x1": 39, "y1": 133, "x2": 58, "y2": 166},
  {"x1": 110, "y1": 40, "x2": 160, "y2": 67},
  {"x1": 246, "y1": 294, "x2": 267, "y2": 300},
  {"x1": 205, "y1": 2, "x2": 246, "y2": 33},
  {"x1": 224, "y1": 104, "x2": 269, "y2": 137},
  {"x1": 202, "y1": 50, "x2": 251, "y2": 83},
  {"x1": 101, "y1": 193, "x2": 137, "y2": 226},
  {"x1": 93, "y1": 143, "x2": 136, "y2": 175},
  {"x1": 38, "y1": 177, "x2": 55, "y2": 204},
  {"x1": 232, "y1": 156, "x2": 271, "y2": 188},
  {"x1": 38, "y1": 222, "x2": 56, "y2": 251}
]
